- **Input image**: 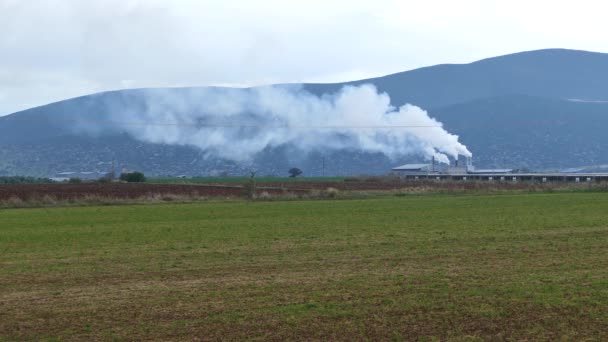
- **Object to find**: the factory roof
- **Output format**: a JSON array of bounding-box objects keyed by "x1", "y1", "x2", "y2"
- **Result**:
[
  {"x1": 559, "y1": 168, "x2": 586, "y2": 173},
  {"x1": 392, "y1": 163, "x2": 431, "y2": 171},
  {"x1": 467, "y1": 169, "x2": 513, "y2": 174}
]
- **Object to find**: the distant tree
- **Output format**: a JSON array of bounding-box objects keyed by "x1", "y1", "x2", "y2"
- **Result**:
[
  {"x1": 119, "y1": 171, "x2": 146, "y2": 183},
  {"x1": 68, "y1": 177, "x2": 82, "y2": 184},
  {"x1": 288, "y1": 168, "x2": 303, "y2": 178}
]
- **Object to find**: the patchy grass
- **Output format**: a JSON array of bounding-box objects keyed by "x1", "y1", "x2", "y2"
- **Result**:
[{"x1": 1, "y1": 193, "x2": 608, "y2": 340}]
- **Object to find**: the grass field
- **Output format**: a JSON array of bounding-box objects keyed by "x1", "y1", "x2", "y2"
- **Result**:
[
  {"x1": 148, "y1": 176, "x2": 345, "y2": 184},
  {"x1": 1, "y1": 193, "x2": 607, "y2": 340}
]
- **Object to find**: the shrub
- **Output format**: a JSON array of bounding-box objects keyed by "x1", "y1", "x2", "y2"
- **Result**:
[
  {"x1": 288, "y1": 168, "x2": 303, "y2": 178},
  {"x1": 41, "y1": 195, "x2": 58, "y2": 205},
  {"x1": 68, "y1": 177, "x2": 82, "y2": 184},
  {"x1": 325, "y1": 187, "x2": 339, "y2": 198},
  {"x1": 4, "y1": 196, "x2": 24, "y2": 208},
  {"x1": 0, "y1": 176, "x2": 53, "y2": 184},
  {"x1": 119, "y1": 172, "x2": 146, "y2": 183},
  {"x1": 258, "y1": 191, "x2": 272, "y2": 200}
]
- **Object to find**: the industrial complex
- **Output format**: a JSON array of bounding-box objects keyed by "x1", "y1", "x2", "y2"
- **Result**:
[{"x1": 392, "y1": 157, "x2": 608, "y2": 183}]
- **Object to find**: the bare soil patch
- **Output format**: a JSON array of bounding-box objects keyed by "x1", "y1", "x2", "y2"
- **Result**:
[{"x1": 0, "y1": 183, "x2": 304, "y2": 201}]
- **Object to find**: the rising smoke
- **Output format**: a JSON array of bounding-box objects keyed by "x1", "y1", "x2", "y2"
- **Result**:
[{"x1": 91, "y1": 84, "x2": 471, "y2": 164}]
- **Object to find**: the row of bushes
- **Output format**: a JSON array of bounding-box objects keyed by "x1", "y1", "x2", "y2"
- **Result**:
[
  {"x1": 0, "y1": 176, "x2": 54, "y2": 184},
  {"x1": 68, "y1": 172, "x2": 147, "y2": 184}
]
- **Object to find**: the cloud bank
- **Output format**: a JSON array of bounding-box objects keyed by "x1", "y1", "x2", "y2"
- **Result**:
[{"x1": 3, "y1": 0, "x2": 608, "y2": 115}]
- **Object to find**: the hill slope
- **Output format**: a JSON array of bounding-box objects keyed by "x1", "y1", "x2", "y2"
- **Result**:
[
  {"x1": 2, "y1": 49, "x2": 608, "y2": 176},
  {"x1": 305, "y1": 48, "x2": 608, "y2": 107},
  {"x1": 431, "y1": 95, "x2": 608, "y2": 169}
]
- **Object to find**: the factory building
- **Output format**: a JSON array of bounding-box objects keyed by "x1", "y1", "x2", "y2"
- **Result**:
[
  {"x1": 391, "y1": 163, "x2": 435, "y2": 173},
  {"x1": 392, "y1": 156, "x2": 608, "y2": 182}
]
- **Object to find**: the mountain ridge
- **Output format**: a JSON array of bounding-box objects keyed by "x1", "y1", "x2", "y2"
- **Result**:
[
  {"x1": 3, "y1": 48, "x2": 608, "y2": 176},
  {"x1": 6, "y1": 48, "x2": 607, "y2": 116}
]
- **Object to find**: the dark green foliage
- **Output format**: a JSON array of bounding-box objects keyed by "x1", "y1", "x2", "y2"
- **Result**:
[
  {"x1": 119, "y1": 171, "x2": 146, "y2": 183},
  {"x1": 0, "y1": 176, "x2": 53, "y2": 184},
  {"x1": 288, "y1": 168, "x2": 302, "y2": 178},
  {"x1": 68, "y1": 177, "x2": 82, "y2": 184}
]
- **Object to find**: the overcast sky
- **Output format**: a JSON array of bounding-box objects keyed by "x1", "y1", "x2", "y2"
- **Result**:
[{"x1": 1, "y1": 0, "x2": 608, "y2": 115}]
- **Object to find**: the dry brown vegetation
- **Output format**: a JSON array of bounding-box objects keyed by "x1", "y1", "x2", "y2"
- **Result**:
[
  {"x1": 3, "y1": 179, "x2": 606, "y2": 209},
  {"x1": 0, "y1": 183, "x2": 312, "y2": 208}
]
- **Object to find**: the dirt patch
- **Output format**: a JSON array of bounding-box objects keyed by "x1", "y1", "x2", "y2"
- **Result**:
[{"x1": 0, "y1": 183, "x2": 305, "y2": 201}]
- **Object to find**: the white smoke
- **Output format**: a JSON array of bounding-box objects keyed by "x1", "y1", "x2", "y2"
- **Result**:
[{"x1": 102, "y1": 84, "x2": 471, "y2": 163}]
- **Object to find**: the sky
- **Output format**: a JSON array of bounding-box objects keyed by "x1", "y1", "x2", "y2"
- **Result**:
[{"x1": 1, "y1": 0, "x2": 608, "y2": 115}]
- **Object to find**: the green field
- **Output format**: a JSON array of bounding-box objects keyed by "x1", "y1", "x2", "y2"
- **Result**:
[
  {"x1": 1, "y1": 193, "x2": 608, "y2": 340},
  {"x1": 148, "y1": 176, "x2": 345, "y2": 184}
]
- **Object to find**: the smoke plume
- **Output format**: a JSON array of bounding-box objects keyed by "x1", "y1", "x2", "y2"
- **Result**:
[{"x1": 96, "y1": 84, "x2": 471, "y2": 164}]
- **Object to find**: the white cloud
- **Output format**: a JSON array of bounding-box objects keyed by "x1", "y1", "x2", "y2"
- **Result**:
[{"x1": 1, "y1": 0, "x2": 608, "y2": 115}]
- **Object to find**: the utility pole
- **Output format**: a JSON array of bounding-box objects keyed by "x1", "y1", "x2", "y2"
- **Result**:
[{"x1": 248, "y1": 169, "x2": 257, "y2": 199}]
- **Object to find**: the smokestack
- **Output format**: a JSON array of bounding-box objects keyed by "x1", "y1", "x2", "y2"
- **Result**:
[{"x1": 432, "y1": 156, "x2": 435, "y2": 172}]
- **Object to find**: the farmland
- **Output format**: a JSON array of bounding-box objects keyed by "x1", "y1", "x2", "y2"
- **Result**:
[
  {"x1": 1, "y1": 192, "x2": 608, "y2": 340},
  {"x1": 1, "y1": 178, "x2": 606, "y2": 208},
  {"x1": 0, "y1": 183, "x2": 310, "y2": 206},
  {"x1": 148, "y1": 176, "x2": 346, "y2": 184}
]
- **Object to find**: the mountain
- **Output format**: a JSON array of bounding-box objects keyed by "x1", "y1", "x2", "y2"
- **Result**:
[
  {"x1": 2, "y1": 48, "x2": 608, "y2": 176},
  {"x1": 431, "y1": 95, "x2": 608, "y2": 169},
  {"x1": 304, "y1": 48, "x2": 608, "y2": 107}
]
